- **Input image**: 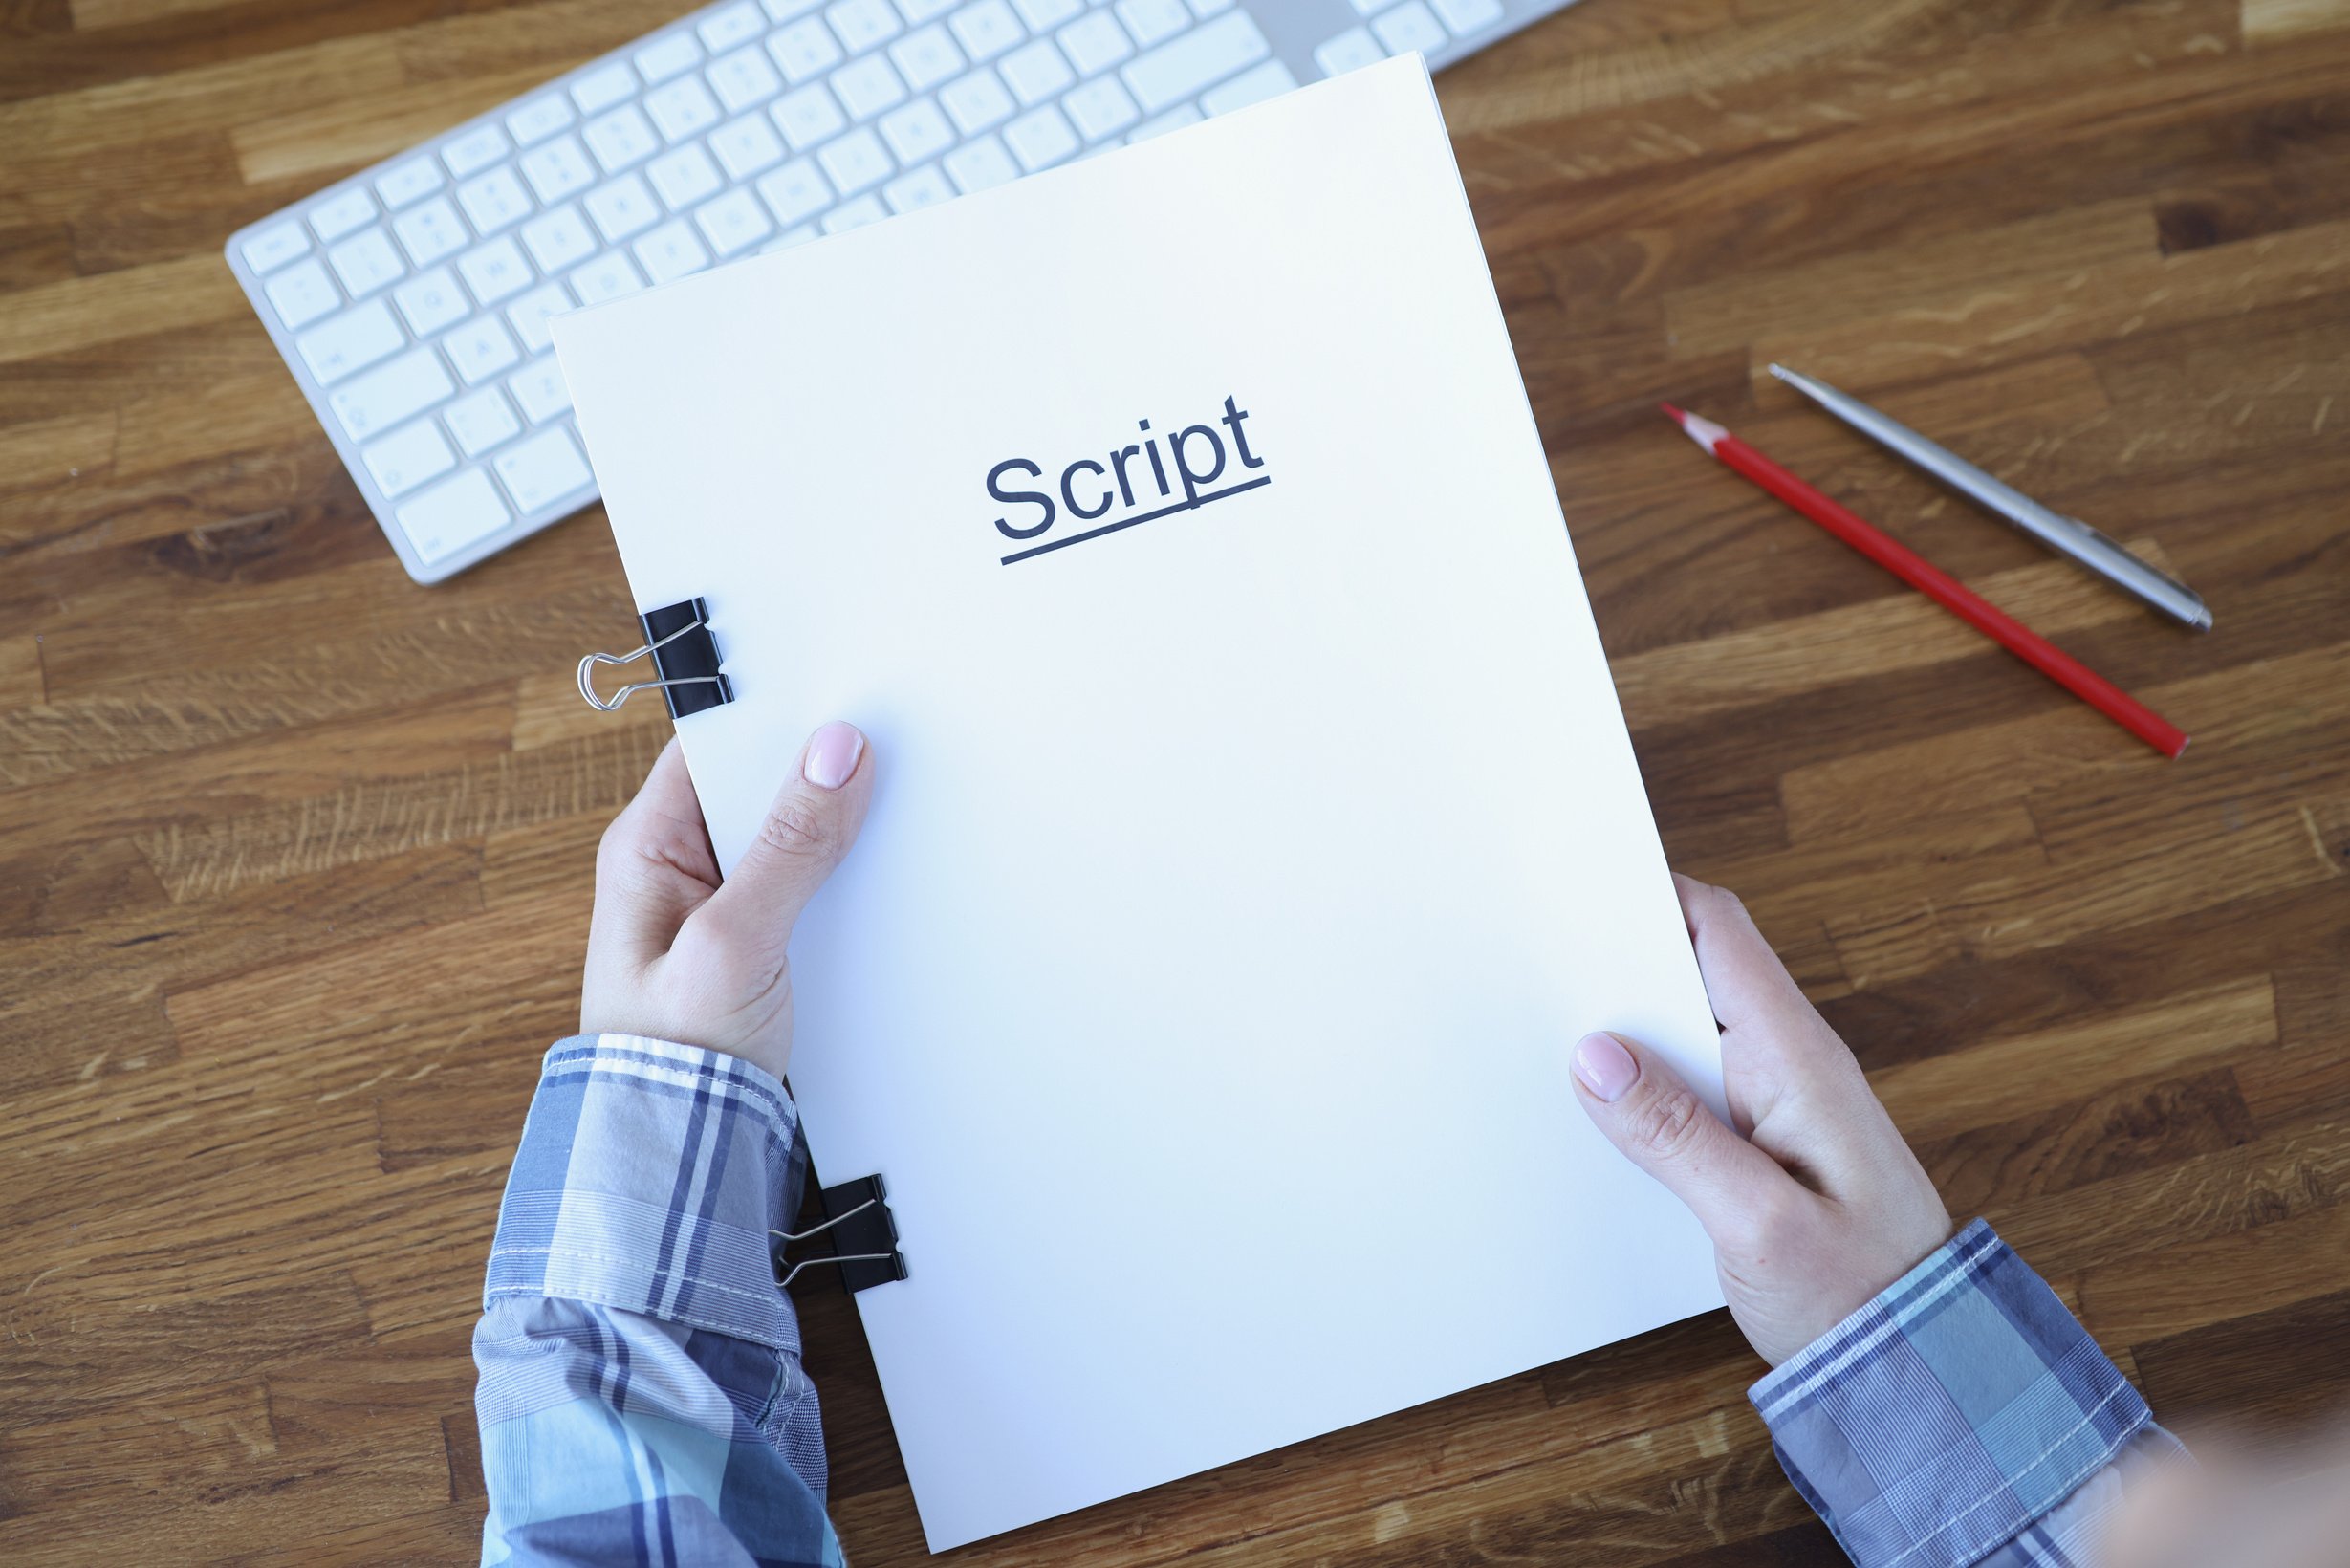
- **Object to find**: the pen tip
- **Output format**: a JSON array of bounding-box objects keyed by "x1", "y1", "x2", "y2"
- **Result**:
[
  {"x1": 1766, "y1": 363, "x2": 1792, "y2": 381},
  {"x1": 1658, "y1": 402, "x2": 1687, "y2": 425}
]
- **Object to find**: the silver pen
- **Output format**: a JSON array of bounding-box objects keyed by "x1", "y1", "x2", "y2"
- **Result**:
[{"x1": 1767, "y1": 363, "x2": 2212, "y2": 631}]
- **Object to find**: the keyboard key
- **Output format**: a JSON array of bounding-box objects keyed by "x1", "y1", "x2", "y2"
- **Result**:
[
  {"x1": 457, "y1": 235, "x2": 533, "y2": 306},
  {"x1": 1201, "y1": 56, "x2": 1294, "y2": 114},
  {"x1": 240, "y1": 220, "x2": 309, "y2": 274},
  {"x1": 444, "y1": 316, "x2": 521, "y2": 385},
  {"x1": 816, "y1": 125, "x2": 893, "y2": 193},
  {"x1": 361, "y1": 417, "x2": 455, "y2": 498},
  {"x1": 939, "y1": 67, "x2": 1014, "y2": 133},
  {"x1": 1057, "y1": 10, "x2": 1133, "y2": 75},
  {"x1": 694, "y1": 185, "x2": 774, "y2": 255},
  {"x1": 771, "y1": 81, "x2": 848, "y2": 148},
  {"x1": 883, "y1": 163, "x2": 955, "y2": 212},
  {"x1": 998, "y1": 36, "x2": 1072, "y2": 104},
  {"x1": 1003, "y1": 102, "x2": 1077, "y2": 169},
  {"x1": 698, "y1": 0, "x2": 767, "y2": 51},
  {"x1": 756, "y1": 157, "x2": 835, "y2": 224},
  {"x1": 309, "y1": 187, "x2": 377, "y2": 242},
  {"x1": 891, "y1": 23, "x2": 966, "y2": 91},
  {"x1": 879, "y1": 97, "x2": 955, "y2": 163},
  {"x1": 768, "y1": 16, "x2": 843, "y2": 81},
  {"x1": 493, "y1": 426, "x2": 593, "y2": 512},
  {"x1": 398, "y1": 468, "x2": 511, "y2": 565},
  {"x1": 519, "y1": 134, "x2": 598, "y2": 204},
  {"x1": 896, "y1": 0, "x2": 956, "y2": 20},
  {"x1": 375, "y1": 156, "x2": 444, "y2": 211},
  {"x1": 1347, "y1": 0, "x2": 1382, "y2": 12},
  {"x1": 584, "y1": 104, "x2": 662, "y2": 172},
  {"x1": 636, "y1": 32, "x2": 704, "y2": 84},
  {"x1": 507, "y1": 357, "x2": 575, "y2": 424},
  {"x1": 520, "y1": 204, "x2": 598, "y2": 272},
  {"x1": 585, "y1": 173, "x2": 663, "y2": 242},
  {"x1": 645, "y1": 75, "x2": 724, "y2": 142},
  {"x1": 833, "y1": 53, "x2": 906, "y2": 120},
  {"x1": 392, "y1": 196, "x2": 469, "y2": 268},
  {"x1": 1011, "y1": 0, "x2": 1080, "y2": 28},
  {"x1": 647, "y1": 142, "x2": 725, "y2": 209},
  {"x1": 827, "y1": 0, "x2": 902, "y2": 51},
  {"x1": 634, "y1": 217, "x2": 710, "y2": 282},
  {"x1": 1125, "y1": 101, "x2": 1201, "y2": 141},
  {"x1": 765, "y1": 222, "x2": 821, "y2": 250},
  {"x1": 393, "y1": 266, "x2": 470, "y2": 336},
  {"x1": 1188, "y1": 0, "x2": 1234, "y2": 12},
  {"x1": 710, "y1": 113, "x2": 787, "y2": 179},
  {"x1": 571, "y1": 61, "x2": 638, "y2": 115},
  {"x1": 330, "y1": 345, "x2": 453, "y2": 441},
  {"x1": 442, "y1": 123, "x2": 512, "y2": 178},
  {"x1": 295, "y1": 298, "x2": 404, "y2": 383},
  {"x1": 457, "y1": 166, "x2": 534, "y2": 234},
  {"x1": 943, "y1": 132, "x2": 1018, "y2": 191},
  {"x1": 707, "y1": 45, "x2": 783, "y2": 113},
  {"x1": 264, "y1": 257, "x2": 341, "y2": 330},
  {"x1": 1314, "y1": 26, "x2": 1382, "y2": 76},
  {"x1": 1372, "y1": 0, "x2": 1447, "y2": 54},
  {"x1": 1432, "y1": 0, "x2": 1502, "y2": 33},
  {"x1": 570, "y1": 250, "x2": 646, "y2": 305},
  {"x1": 1121, "y1": 10, "x2": 1266, "y2": 112},
  {"x1": 949, "y1": 0, "x2": 1024, "y2": 61},
  {"x1": 1114, "y1": 0, "x2": 1187, "y2": 47},
  {"x1": 327, "y1": 228, "x2": 406, "y2": 296},
  {"x1": 1062, "y1": 75, "x2": 1138, "y2": 140},
  {"x1": 442, "y1": 385, "x2": 522, "y2": 458},
  {"x1": 505, "y1": 281, "x2": 574, "y2": 353},
  {"x1": 821, "y1": 192, "x2": 889, "y2": 233},
  {"x1": 507, "y1": 93, "x2": 576, "y2": 146}
]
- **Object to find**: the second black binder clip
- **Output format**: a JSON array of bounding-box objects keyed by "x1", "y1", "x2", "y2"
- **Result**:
[
  {"x1": 577, "y1": 596, "x2": 735, "y2": 718},
  {"x1": 772, "y1": 1173, "x2": 908, "y2": 1294}
]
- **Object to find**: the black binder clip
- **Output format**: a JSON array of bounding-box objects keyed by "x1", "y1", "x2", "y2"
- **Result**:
[
  {"x1": 772, "y1": 1174, "x2": 908, "y2": 1294},
  {"x1": 577, "y1": 597, "x2": 736, "y2": 719}
]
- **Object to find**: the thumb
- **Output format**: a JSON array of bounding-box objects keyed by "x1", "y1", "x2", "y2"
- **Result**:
[
  {"x1": 1571, "y1": 1031, "x2": 1789, "y2": 1243},
  {"x1": 702, "y1": 721, "x2": 874, "y2": 953}
]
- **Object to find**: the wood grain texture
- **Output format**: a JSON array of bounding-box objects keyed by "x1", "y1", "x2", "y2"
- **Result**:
[
  {"x1": 2243, "y1": 0, "x2": 2350, "y2": 45},
  {"x1": 3, "y1": 0, "x2": 2347, "y2": 1561}
]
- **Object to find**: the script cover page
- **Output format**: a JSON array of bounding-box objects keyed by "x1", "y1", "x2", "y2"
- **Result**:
[{"x1": 556, "y1": 56, "x2": 1725, "y2": 1552}]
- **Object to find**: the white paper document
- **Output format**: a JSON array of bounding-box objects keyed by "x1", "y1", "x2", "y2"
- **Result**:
[{"x1": 555, "y1": 55, "x2": 1725, "y2": 1553}]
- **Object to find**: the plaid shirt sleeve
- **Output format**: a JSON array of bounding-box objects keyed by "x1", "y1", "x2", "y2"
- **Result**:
[
  {"x1": 1752, "y1": 1217, "x2": 2188, "y2": 1568},
  {"x1": 473, "y1": 1034, "x2": 845, "y2": 1568}
]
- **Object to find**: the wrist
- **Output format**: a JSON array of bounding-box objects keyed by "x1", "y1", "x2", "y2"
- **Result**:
[
  {"x1": 577, "y1": 990, "x2": 793, "y2": 1081},
  {"x1": 1812, "y1": 1211, "x2": 1958, "y2": 1350}
]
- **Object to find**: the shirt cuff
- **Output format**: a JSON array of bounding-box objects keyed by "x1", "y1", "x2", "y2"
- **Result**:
[
  {"x1": 483, "y1": 1034, "x2": 805, "y2": 1350},
  {"x1": 1749, "y1": 1218, "x2": 2152, "y2": 1568}
]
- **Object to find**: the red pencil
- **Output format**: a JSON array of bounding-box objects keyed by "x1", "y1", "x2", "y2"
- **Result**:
[{"x1": 1660, "y1": 403, "x2": 2187, "y2": 759}]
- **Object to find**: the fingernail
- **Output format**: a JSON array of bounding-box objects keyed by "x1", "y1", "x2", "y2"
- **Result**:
[
  {"x1": 1573, "y1": 1033, "x2": 1639, "y2": 1102},
  {"x1": 803, "y1": 722, "x2": 864, "y2": 791}
]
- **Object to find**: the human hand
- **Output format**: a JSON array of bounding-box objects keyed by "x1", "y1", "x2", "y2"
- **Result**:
[
  {"x1": 2105, "y1": 1438, "x2": 2350, "y2": 1568},
  {"x1": 580, "y1": 723, "x2": 873, "y2": 1082},
  {"x1": 1571, "y1": 875, "x2": 1952, "y2": 1366}
]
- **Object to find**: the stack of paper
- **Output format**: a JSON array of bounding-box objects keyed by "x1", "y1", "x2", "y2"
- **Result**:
[{"x1": 555, "y1": 55, "x2": 1724, "y2": 1553}]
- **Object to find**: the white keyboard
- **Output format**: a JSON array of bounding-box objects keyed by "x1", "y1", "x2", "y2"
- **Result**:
[{"x1": 226, "y1": 0, "x2": 1570, "y2": 582}]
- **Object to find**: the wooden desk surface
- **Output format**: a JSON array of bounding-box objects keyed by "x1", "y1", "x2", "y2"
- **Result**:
[{"x1": 6, "y1": 0, "x2": 2348, "y2": 1560}]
